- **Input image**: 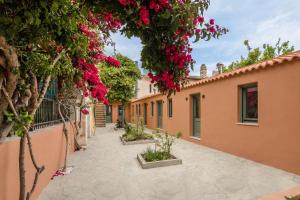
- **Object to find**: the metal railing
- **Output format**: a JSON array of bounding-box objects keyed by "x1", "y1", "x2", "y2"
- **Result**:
[
  {"x1": 31, "y1": 80, "x2": 68, "y2": 131},
  {"x1": 31, "y1": 98, "x2": 62, "y2": 130}
]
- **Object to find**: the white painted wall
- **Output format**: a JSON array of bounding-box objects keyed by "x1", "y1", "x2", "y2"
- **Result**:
[{"x1": 135, "y1": 76, "x2": 157, "y2": 98}]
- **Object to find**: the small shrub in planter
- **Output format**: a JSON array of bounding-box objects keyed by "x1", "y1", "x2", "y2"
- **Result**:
[
  {"x1": 120, "y1": 119, "x2": 155, "y2": 144},
  {"x1": 137, "y1": 132, "x2": 182, "y2": 169},
  {"x1": 143, "y1": 147, "x2": 174, "y2": 162}
]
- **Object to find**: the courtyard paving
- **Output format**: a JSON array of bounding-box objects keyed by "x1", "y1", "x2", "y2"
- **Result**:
[{"x1": 39, "y1": 124, "x2": 300, "y2": 200}]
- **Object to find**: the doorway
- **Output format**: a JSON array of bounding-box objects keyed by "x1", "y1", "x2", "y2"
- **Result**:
[
  {"x1": 144, "y1": 103, "x2": 147, "y2": 125},
  {"x1": 105, "y1": 105, "x2": 112, "y2": 123},
  {"x1": 157, "y1": 101, "x2": 163, "y2": 128},
  {"x1": 192, "y1": 94, "x2": 201, "y2": 138}
]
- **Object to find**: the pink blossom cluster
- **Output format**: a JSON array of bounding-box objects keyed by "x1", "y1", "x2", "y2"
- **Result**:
[
  {"x1": 77, "y1": 58, "x2": 108, "y2": 104},
  {"x1": 165, "y1": 44, "x2": 192, "y2": 69},
  {"x1": 79, "y1": 24, "x2": 97, "y2": 38},
  {"x1": 149, "y1": 0, "x2": 170, "y2": 12},
  {"x1": 79, "y1": 24, "x2": 104, "y2": 63},
  {"x1": 148, "y1": 71, "x2": 181, "y2": 92},
  {"x1": 51, "y1": 170, "x2": 64, "y2": 180},
  {"x1": 88, "y1": 11, "x2": 100, "y2": 26},
  {"x1": 105, "y1": 56, "x2": 121, "y2": 67},
  {"x1": 192, "y1": 16, "x2": 226, "y2": 34},
  {"x1": 146, "y1": 15, "x2": 227, "y2": 92},
  {"x1": 76, "y1": 11, "x2": 123, "y2": 109},
  {"x1": 147, "y1": 26, "x2": 194, "y2": 92},
  {"x1": 138, "y1": 6, "x2": 150, "y2": 26},
  {"x1": 81, "y1": 108, "x2": 89, "y2": 115},
  {"x1": 102, "y1": 13, "x2": 122, "y2": 30},
  {"x1": 118, "y1": 0, "x2": 136, "y2": 6}
]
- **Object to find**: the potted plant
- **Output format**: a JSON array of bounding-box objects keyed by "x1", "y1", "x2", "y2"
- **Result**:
[{"x1": 137, "y1": 132, "x2": 182, "y2": 169}]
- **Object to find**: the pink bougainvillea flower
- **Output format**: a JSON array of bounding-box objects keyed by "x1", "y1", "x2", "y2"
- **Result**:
[
  {"x1": 139, "y1": 6, "x2": 150, "y2": 25},
  {"x1": 118, "y1": 0, "x2": 136, "y2": 6},
  {"x1": 81, "y1": 108, "x2": 89, "y2": 115},
  {"x1": 149, "y1": 0, "x2": 161, "y2": 12},
  {"x1": 209, "y1": 19, "x2": 215, "y2": 25},
  {"x1": 209, "y1": 26, "x2": 215, "y2": 33},
  {"x1": 197, "y1": 16, "x2": 204, "y2": 23},
  {"x1": 105, "y1": 56, "x2": 121, "y2": 67}
]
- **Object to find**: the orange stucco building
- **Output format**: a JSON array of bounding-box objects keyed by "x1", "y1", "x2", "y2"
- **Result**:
[{"x1": 125, "y1": 51, "x2": 300, "y2": 175}]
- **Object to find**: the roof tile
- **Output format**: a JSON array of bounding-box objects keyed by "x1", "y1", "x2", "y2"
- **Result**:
[{"x1": 131, "y1": 50, "x2": 300, "y2": 102}]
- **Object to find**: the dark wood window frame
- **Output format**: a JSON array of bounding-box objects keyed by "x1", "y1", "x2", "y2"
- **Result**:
[
  {"x1": 240, "y1": 83, "x2": 258, "y2": 123},
  {"x1": 151, "y1": 102, "x2": 154, "y2": 116},
  {"x1": 168, "y1": 98, "x2": 173, "y2": 118}
]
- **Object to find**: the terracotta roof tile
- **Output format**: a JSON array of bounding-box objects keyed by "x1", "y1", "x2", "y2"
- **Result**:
[
  {"x1": 183, "y1": 50, "x2": 300, "y2": 89},
  {"x1": 131, "y1": 50, "x2": 300, "y2": 102}
]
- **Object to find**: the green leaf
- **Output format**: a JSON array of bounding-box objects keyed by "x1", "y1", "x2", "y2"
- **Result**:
[
  {"x1": 51, "y1": 1, "x2": 59, "y2": 12},
  {"x1": 24, "y1": 11, "x2": 34, "y2": 24}
]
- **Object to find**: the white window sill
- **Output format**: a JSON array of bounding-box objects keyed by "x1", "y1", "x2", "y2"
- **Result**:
[
  {"x1": 236, "y1": 122, "x2": 259, "y2": 127},
  {"x1": 190, "y1": 136, "x2": 201, "y2": 141}
]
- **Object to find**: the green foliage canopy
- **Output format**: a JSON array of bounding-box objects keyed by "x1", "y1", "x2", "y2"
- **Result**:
[
  {"x1": 99, "y1": 54, "x2": 141, "y2": 103},
  {"x1": 225, "y1": 39, "x2": 294, "y2": 72}
]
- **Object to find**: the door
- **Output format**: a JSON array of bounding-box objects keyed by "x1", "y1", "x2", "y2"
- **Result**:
[
  {"x1": 144, "y1": 103, "x2": 147, "y2": 125},
  {"x1": 192, "y1": 94, "x2": 201, "y2": 138},
  {"x1": 105, "y1": 105, "x2": 112, "y2": 123},
  {"x1": 118, "y1": 105, "x2": 124, "y2": 121},
  {"x1": 157, "y1": 101, "x2": 163, "y2": 128}
]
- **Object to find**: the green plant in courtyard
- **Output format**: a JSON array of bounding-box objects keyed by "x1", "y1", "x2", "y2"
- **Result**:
[
  {"x1": 143, "y1": 131, "x2": 181, "y2": 162},
  {"x1": 143, "y1": 147, "x2": 172, "y2": 162},
  {"x1": 156, "y1": 132, "x2": 182, "y2": 157},
  {"x1": 100, "y1": 54, "x2": 141, "y2": 127},
  {"x1": 122, "y1": 118, "x2": 153, "y2": 141}
]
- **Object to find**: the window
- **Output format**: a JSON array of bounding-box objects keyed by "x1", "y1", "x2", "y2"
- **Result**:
[
  {"x1": 136, "y1": 104, "x2": 138, "y2": 115},
  {"x1": 240, "y1": 84, "x2": 258, "y2": 123},
  {"x1": 32, "y1": 80, "x2": 63, "y2": 131},
  {"x1": 149, "y1": 84, "x2": 152, "y2": 93},
  {"x1": 168, "y1": 99, "x2": 173, "y2": 117},
  {"x1": 151, "y1": 102, "x2": 154, "y2": 116}
]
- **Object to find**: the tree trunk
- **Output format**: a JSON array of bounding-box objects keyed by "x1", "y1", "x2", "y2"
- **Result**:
[
  {"x1": 19, "y1": 135, "x2": 26, "y2": 200},
  {"x1": 58, "y1": 102, "x2": 69, "y2": 172},
  {"x1": 62, "y1": 124, "x2": 68, "y2": 172}
]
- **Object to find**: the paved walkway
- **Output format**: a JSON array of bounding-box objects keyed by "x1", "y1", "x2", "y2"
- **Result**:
[{"x1": 39, "y1": 124, "x2": 300, "y2": 200}]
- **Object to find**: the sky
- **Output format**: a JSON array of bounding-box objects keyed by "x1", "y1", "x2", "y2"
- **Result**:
[{"x1": 105, "y1": 0, "x2": 300, "y2": 76}]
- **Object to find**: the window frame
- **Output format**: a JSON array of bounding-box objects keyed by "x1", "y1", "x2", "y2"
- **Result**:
[
  {"x1": 151, "y1": 102, "x2": 154, "y2": 116},
  {"x1": 240, "y1": 83, "x2": 258, "y2": 123},
  {"x1": 168, "y1": 98, "x2": 173, "y2": 118},
  {"x1": 138, "y1": 104, "x2": 141, "y2": 115}
]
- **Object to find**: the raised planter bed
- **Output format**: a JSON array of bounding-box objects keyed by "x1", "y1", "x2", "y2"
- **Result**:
[
  {"x1": 137, "y1": 153, "x2": 182, "y2": 169},
  {"x1": 120, "y1": 136, "x2": 157, "y2": 145}
]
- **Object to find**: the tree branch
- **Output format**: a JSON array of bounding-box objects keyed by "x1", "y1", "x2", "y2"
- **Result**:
[
  {"x1": 1, "y1": 87, "x2": 44, "y2": 200},
  {"x1": 27, "y1": 72, "x2": 38, "y2": 113},
  {"x1": 57, "y1": 100, "x2": 69, "y2": 172},
  {"x1": 30, "y1": 49, "x2": 66, "y2": 116},
  {"x1": 62, "y1": 103, "x2": 81, "y2": 150}
]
